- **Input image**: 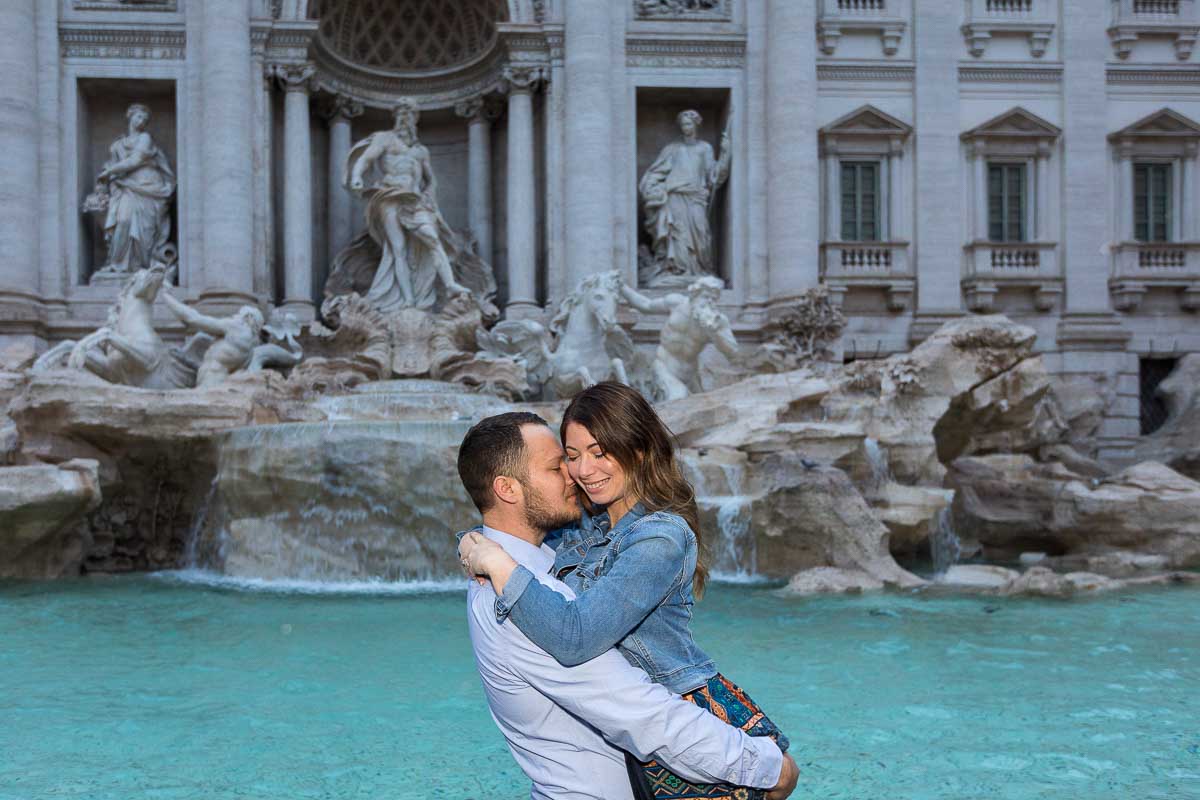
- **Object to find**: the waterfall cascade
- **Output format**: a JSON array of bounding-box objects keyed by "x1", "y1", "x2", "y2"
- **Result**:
[
  {"x1": 187, "y1": 382, "x2": 508, "y2": 584},
  {"x1": 929, "y1": 507, "x2": 963, "y2": 577}
]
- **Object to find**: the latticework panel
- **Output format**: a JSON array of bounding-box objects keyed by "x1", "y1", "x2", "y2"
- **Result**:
[{"x1": 316, "y1": 0, "x2": 508, "y2": 72}]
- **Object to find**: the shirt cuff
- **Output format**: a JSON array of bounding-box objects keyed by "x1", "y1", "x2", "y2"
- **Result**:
[
  {"x1": 492, "y1": 565, "x2": 535, "y2": 623},
  {"x1": 740, "y1": 735, "x2": 784, "y2": 790}
]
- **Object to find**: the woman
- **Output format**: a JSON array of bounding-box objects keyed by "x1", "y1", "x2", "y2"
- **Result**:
[
  {"x1": 460, "y1": 382, "x2": 792, "y2": 800},
  {"x1": 95, "y1": 103, "x2": 176, "y2": 274}
]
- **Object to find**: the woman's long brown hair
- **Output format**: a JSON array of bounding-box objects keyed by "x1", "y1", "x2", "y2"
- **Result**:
[{"x1": 561, "y1": 382, "x2": 708, "y2": 598}]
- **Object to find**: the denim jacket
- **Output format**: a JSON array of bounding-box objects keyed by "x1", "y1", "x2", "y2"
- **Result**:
[{"x1": 495, "y1": 504, "x2": 717, "y2": 695}]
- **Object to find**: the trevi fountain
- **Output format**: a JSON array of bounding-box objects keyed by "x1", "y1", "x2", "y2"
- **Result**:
[{"x1": 1, "y1": 1, "x2": 1198, "y2": 798}]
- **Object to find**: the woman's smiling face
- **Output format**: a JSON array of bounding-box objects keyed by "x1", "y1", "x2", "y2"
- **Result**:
[{"x1": 563, "y1": 421, "x2": 630, "y2": 511}]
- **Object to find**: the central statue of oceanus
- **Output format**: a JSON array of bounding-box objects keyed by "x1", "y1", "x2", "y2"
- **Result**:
[{"x1": 326, "y1": 98, "x2": 495, "y2": 315}]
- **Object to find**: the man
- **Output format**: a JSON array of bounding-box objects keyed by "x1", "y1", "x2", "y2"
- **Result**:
[
  {"x1": 620, "y1": 276, "x2": 740, "y2": 400},
  {"x1": 456, "y1": 412, "x2": 799, "y2": 800}
]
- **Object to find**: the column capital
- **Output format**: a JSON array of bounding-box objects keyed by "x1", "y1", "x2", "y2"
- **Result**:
[
  {"x1": 502, "y1": 65, "x2": 545, "y2": 95},
  {"x1": 323, "y1": 93, "x2": 363, "y2": 123},
  {"x1": 270, "y1": 62, "x2": 317, "y2": 94}
]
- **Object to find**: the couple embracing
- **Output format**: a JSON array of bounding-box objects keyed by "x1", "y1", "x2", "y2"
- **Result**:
[{"x1": 456, "y1": 382, "x2": 799, "y2": 800}]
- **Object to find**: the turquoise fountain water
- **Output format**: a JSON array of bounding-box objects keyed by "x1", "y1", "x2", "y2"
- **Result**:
[{"x1": 2, "y1": 576, "x2": 1197, "y2": 800}]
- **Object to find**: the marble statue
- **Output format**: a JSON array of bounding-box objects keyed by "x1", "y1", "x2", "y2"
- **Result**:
[
  {"x1": 34, "y1": 264, "x2": 181, "y2": 388},
  {"x1": 161, "y1": 293, "x2": 303, "y2": 387},
  {"x1": 477, "y1": 270, "x2": 634, "y2": 399},
  {"x1": 82, "y1": 103, "x2": 176, "y2": 278},
  {"x1": 619, "y1": 276, "x2": 740, "y2": 401},
  {"x1": 336, "y1": 98, "x2": 491, "y2": 313},
  {"x1": 754, "y1": 286, "x2": 847, "y2": 372},
  {"x1": 636, "y1": 0, "x2": 725, "y2": 17},
  {"x1": 638, "y1": 109, "x2": 731, "y2": 286}
]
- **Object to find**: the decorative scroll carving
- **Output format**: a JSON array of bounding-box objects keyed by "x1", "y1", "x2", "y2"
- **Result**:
[{"x1": 634, "y1": 0, "x2": 731, "y2": 20}]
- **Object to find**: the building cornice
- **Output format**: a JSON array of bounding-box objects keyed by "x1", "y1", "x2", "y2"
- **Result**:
[{"x1": 59, "y1": 24, "x2": 186, "y2": 60}]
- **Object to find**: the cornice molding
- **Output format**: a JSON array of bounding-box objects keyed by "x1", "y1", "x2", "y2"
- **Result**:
[
  {"x1": 817, "y1": 63, "x2": 914, "y2": 83},
  {"x1": 959, "y1": 65, "x2": 1062, "y2": 83},
  {"x1": 59, "y1": 25, "x2": 186, "y2": 60},
  {"x1": 625, "y1": 35, "x2": 746, "y2": 68}
]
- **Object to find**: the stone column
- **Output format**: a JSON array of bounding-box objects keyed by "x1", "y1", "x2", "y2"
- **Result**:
[
  {"x1": 455, "y1": 96, "x2": 495, "y2": 266},
  {"x1": 1118, "y1": 142, "x2": 1135, "y2": 242},
  {"x1": 824, "y1": 147, "x2": 840, "y2": 242},
  {"x1": 325, "y1": 94, "x2": 362, "y2": 266},
  {"x1": 504, "y1": 67, "x2": 541, "y2": 318},
  {"x1": 1185, "y1": 143, "x2": 1198, "y2": 240},
  {"x1": 973, "y1": 143, "x2": 988, "y2": 241},
  {"x1": 765, "y1": 0, "x2": 820, "y2": 309},
  {"x1": 563, "y1": 0, "x2": 615, "y2": 290},
  {"x1": 273, "y1": 63, "x2": 317, "y2": 321},
  {"x1": 912, "y1": 0, "x2": 965, "y2": 333},
  {"x1": 0, "y1": 0, "x2": 41, "y2": 319},
  {"x1": 1035, "y1": 144, "x2": 1050, "y2": 240},
  {"x1": 884, "y1": 143, "x2": 899, "y2": 242},
  {"x1": 200, "y1": 0, "x2": 257, "y2": 309}
]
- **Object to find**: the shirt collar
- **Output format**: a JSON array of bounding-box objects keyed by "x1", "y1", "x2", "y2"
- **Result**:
[{"x1": 480, "y1": 525, "x2": 556, "y2": 575}]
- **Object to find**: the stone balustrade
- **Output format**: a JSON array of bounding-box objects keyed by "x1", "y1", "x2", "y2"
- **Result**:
[
  {"x1": 963, "y1": 0, "x2": 1056, "y2": 57},
  {"x1": 1110, "y1": 241, "x2": 1200, "y2": 311},
  {"x1": 818, "y1": 0, "x2": 908, "y2": 56},
  {"x1": 1109, "y1": 0, "x2": 1199, "y2": 59},
  {"x1": 821, "y1": 241, "x2": 914, "y2": 311},
  {"x1": 962, "y1": 241, "x2": 1062, "y2": 312}
]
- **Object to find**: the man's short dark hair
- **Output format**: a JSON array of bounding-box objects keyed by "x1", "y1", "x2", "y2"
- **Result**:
[{"x1": 457, "y1": 412, "x2": 549, "y2": 513}]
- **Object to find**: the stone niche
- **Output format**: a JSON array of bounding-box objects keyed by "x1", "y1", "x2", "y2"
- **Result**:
[
  {"x1": 296, "y1": 102, "x2": 511, "y2": 307},
  {"x1": 75, "y1": 78, "x2": 178, "y2": 285},
  {"x1": 635, "y1": 86, "x2": 733, "y2": 289}
]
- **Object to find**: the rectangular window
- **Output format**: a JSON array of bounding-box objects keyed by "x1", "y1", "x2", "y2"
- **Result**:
[
  {"x1": 1134, "y1": 163, "x2": 1172, "y2": 242},
  {"x1": 987, "y1": 163, "x2": 1026, "y2": 242},
  {"x1": 840, "y1": 161, "x2": 880, "y2": 241}
]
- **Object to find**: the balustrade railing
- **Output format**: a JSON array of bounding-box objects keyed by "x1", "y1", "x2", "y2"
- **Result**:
[
  {"x1": 1138, "y1": 246, "x2": 1187, "y2": 269},
  {"x1": 986, "y1": 0, "x2": 1034, "y2": 15},
  {"x1": 836, "y1": 0, "x2": 887, "y2": 12},
  {"x1": 841, "y1": 247, "x2": 893, "y2": 270},
  {"x1": 991, "y1": 247, "x2": 1041, "y2": 270},
  {"x1": 1133, "y1": 0, "x2": 1181, "y2": 15}
]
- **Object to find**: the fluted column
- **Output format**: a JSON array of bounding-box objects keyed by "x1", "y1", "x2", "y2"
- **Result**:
[
  {"x1": 455, "y1": 96, "x2": 495, "y2": 265},
  {"x1": 273, "y1": 63, "x2": 317, "y2": 320},
  {"x1": 765, "y1": 0, "x2": 819, "y2": 308},
  {"x1": 564, "y1": 0, "x2": 615, "y2": 289},
  {"x1": 504, "y1": 68, "x2": 541, "y2": 318},
  {"x1": 201, "y1": 0, "x2": 256, "y2": 307},
  {"x1": 0, "y1": 0, "x2": 41, "y2": 312},
  {"x1": 325, "y1": 94, "x2": 362, "y2": 266}
]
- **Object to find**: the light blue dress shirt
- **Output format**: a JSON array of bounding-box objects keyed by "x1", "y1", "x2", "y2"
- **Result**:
[{"x1": 466, "y1": 526, "x2": 783, "y2": 800}]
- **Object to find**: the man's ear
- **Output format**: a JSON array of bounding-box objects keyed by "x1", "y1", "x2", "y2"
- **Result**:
[{"x1": 491, "y1": 475, "x2": 522, "y2": 507}]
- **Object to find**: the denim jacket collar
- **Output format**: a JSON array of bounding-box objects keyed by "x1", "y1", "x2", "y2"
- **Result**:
[{"x1": 579, "y1": 502, "x2": 648, "y2": 545}]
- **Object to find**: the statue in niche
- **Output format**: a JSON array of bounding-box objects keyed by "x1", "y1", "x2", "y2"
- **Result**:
[
  {"x1": 82, "y1": 103, "x2": 176, "y2": 279},
  {"x1": 332, "y1": 98, "x2": 493, "y2": 314},
  {"x1": 639, "y1": 109, "x2": 731, "y2": 287},
  {"x1": 619, "y1": 276, "x2": 741, "y2": 401},
  {"x1": 161, "y1": 293, "x2": 303, "y2": 387}
]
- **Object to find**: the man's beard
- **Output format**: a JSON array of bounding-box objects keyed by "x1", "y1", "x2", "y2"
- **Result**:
[{"x1": 522, "y1": 482, "x2": 581, "y2": 534}]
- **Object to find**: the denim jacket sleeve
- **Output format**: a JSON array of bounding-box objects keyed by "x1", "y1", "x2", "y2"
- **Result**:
[{"x1": 498, "y1": 519, "x2": 688, "y2": 667}]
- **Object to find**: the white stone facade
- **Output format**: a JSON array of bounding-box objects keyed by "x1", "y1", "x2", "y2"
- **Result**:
[{"x1": 1, "y1": 0, "x2": 1199, "y2": 459}]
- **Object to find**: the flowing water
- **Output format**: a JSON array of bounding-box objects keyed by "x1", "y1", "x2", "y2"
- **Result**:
[{"x1": 2, "y1": 576, "x2": 1197, "y2": 800}]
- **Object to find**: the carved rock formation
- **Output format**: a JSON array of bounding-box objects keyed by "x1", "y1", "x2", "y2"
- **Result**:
[{"x1": 0, "y1": 459, "x2": 102, "y2": 578}]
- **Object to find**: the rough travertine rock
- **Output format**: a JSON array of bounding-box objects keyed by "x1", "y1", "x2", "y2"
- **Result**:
[
  {"x1": 0, "y1": 459, "x2": 101, "y2": 578},
  {"x1": 871, "y1": 482, "x2": 955, "y2": 556},
  {"x1": 949, "y1": 456, "x2": 1200, "y2": 569},
  {"x1": 1132, "y1": 354, "x2": 1200, "y2": 480},
  {"x1": 939, "y1": 564, "x2": 1020, "y2": 589},
  {"x1": 779, "y1": 567, "x2": 884, "y2": 596}
]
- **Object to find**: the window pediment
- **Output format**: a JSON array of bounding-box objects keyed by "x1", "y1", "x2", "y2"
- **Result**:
[
  {"x1": 962, "y1": 107, "x2": 1061, "y2": 143},
  {"x1": 821, "y1": 105, "x2": 913, "y2": 140},
  {"x1": 1109, "y1": 108, "x2": 1200, "y2": 143}
]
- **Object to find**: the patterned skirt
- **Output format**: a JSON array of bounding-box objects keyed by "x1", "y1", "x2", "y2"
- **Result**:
[{"x1": 625, "y1": 673, "x2": 790, "y2": 800}]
